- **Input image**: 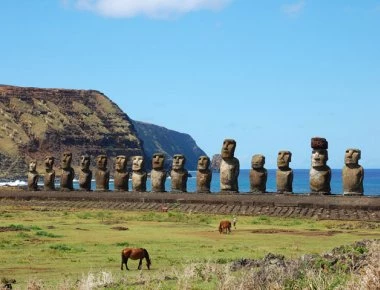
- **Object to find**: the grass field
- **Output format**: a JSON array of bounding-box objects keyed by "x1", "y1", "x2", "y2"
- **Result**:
[{"x1": 0, "y1": 205, "x2": 379, "y2": 289}]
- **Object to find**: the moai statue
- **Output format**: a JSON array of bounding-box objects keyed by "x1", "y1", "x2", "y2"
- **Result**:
[
  {"x1": 276, "y1": 151, "x2": 293, "y2": 194},
  {"x1": 44, "y1": 156, "x2": 55, "y2": 191},
  {"x1": 342, "y1": 148, "x2": 364, "y2": 195},
  {"x1": 60, "y1": 152, "x2": 75, "y2": 191},
  {"x1": 196, "y1": 155, "x2": 212, "y2": 193},
  {"x1": 131, "y1": 155, "x2": 147, "y2": 192},
  {"x1": 114, "y1": 155, "x2": 129, "y2": 191},
  {"x1": 95, "y1": 154, "x2": 110, "y2": 191},
  {"x1": 310, "y1": 137, "x2": 331, "y2": 195},
  {"x1": 170, "y1": 154, "x2": 188, "y2": 192},
  {"x1": 79, "y1": 155, "x2": 92, "y2": 191},
  {"x1": 27, "y1": 160, "x2": 39, "y2": 191},
  {"x1": 249, "y1": 154, "x2": 267, "y2": 193},
  {"x1": 151, "y1": 153, "x2": 167, "y2": 192},
  {"x1": 220, "y1": 139, "x2": 240, "y2": 193}
]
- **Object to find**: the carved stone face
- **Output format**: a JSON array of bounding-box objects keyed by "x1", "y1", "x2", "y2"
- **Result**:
[
  {"x1": 277, "y1": 151, "x2": 291, "y2": 168},
  {"x1": 61, "y1": 152, "x2": 72, "y2": 169},
  {"x1": 172, "y1": 154, "x2": 186, "y2": 170},
  {"x1": 221, "y1": 139, "x2": 236, "y2": 159},
  {"x1": 80, "y1": 155, "x2": 91, "y2": 170},
  {"x1": 132, "y1": 156, "x2": 144, "y2": 171},
  {"x1": 311, "y1": 149, "x2": 328, "y2": 168},
  {"x1": 96, "y1": 155, "x2": 108, "y2": 170},
  {"x1": 345, "y1": 148, "x2": 361, "y2": 166},
  {"x1": 115, "y1": 155, "x2": 127, "y2": 171},
  {"x1": 29, "y1": 160, "x2": 37, "y2": 172},
  {"x1": 197, "y1": 156, "x2": 210, "y2": 171},
  {"x1": 152, "y1": 153, "x2": 165, "y2": 170},
  {"x1": 251, "y1": 154, "x2": 265, "y2": 169},
  {"x1": 44, "y1": 156, "x2": 54, "y2": 170}
]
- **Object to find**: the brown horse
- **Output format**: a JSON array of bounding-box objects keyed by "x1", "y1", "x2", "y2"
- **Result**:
[
  {"x1": 219, "y1": 220, "x2": 231, "y2": 234},
  {"x1": 121, "y1": 247, "x2": 151, "y2": 270}
]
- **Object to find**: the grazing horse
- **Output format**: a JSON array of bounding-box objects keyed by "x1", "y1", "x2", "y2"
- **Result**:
[
  {"x1": 219, "y1": 220, "x2": 231, "y2": 234},
  {"x1": 121, "y1": 247, "x2": 151, "y2": 270}
]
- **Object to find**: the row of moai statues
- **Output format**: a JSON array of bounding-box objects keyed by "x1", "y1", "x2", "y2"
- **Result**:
[
  {"x1": 27, "y1": 137, "x2": 364, "y2": 195},
  {"x1": 27, "y1": 151, "x2": 211, "y2": 193},
  {"x1": 219, "y1": 137, "x2": 364, "y2": 195}
]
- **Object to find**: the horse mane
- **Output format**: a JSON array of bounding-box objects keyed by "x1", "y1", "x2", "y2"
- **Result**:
[{"x1": 143, "y1": 248, "x2": 151, "y2": 266}]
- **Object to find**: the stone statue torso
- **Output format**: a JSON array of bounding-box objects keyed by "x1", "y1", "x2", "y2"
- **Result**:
[
  {"x1": 170, "y1": 169, "x2": 188, "y2": 192},
  {"x1": 250, "y1": 168, "x2": 267, "y2": 193},
  {"x1": 114, "y1": 171, "x2": 129, "y2": 191},
  {"x1": 151, "y1": 169, "x2": 166, "y2": 192},
  {"x1": 60, "y1": 168, "x2": 74, "y2": 191},
  {"x1": 276, "y1": 169, "x2": 293, "y2": 193},
  {"x1": 44, "y1": 170, "x2": 55, "y2": 190},
  {"x1": 342, "y1": 165, "x2": 364, "y2": 194},
  {"x1": 196, "y1": 170, "x2": 212, "y2": 193},
  {"x1": 79, "y1": 169, "x2": 92, "y2": 191},
  {"x1": 95, "y1": 169, "x2": 110, "y2": 191},
  {"x1": 310, "y1": 167, "x2": 331, "y2": 194},
  {"x1": 220, "y1": 158, "x2": 239, "y2": 192},
  {"x1": 132, "y1": 171, "x2": 147, "y2": 192}
]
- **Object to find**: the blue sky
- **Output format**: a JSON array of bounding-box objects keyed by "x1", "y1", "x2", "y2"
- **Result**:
[{"x1": 1, "y1": 0, "x2": 379, "y2": 169}]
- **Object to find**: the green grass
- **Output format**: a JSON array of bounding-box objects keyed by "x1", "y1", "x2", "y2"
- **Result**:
[{"x1": 0, "y1": 205, "x2": 378, "y2": 289}]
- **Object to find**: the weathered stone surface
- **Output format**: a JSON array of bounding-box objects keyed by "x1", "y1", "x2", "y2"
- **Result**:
[
  {"x1": 95, "y1": 154, "x2": 109, "y2": 191},
  {"x1": 276, "y1": 151, "x2": 293, "y2": 194},
  {"x1": 343, "y1": 148, "x2": 364, "y2": 195},
  {"x1": 250, "y1": 154, "x2": 267, "y2": 193},
  {"x1": 114, "y1": 155, "x2": 129, "y2": 191},
  {"x1": 310, "y1": 139, "x2": 331, "y2": 195},
  {"x1": 27, "y1": 160, "x2": 39, "y2": 191},
  {"x1": 131, "y1": 155, "x2": 147, "y2": 192},
  {"x1": 60, "y1": 152, "x2": 74, "y2": 191},
  {"x1": 196, "y1": 155, "x2": 212, "y2": 193},
  {"x1": 43, "y1": 155, "x2": 55, "y2": 191},
  {"x1": 170, "y1": 154, "x2": 188, "y2": 192},
  {"x1": 311, "y1": 137, "x2": 328, "y2": 149},
  {"x1": 78, "y1": 155, "x2": 92, "y2": 191},
  {"x1": 220, "y1": 139, "x2": 239, "y2": 193},
  {"x1": 151, "y1": 153, "x2": 166, "y2": 192}
]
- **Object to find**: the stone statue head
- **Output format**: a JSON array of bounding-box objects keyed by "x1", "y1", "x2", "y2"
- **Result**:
[
  {"x1": 277, "y1": 151, "x2": 292, "y2": 169},
  {"x1": 172, "y1": 154, "x2": 186, "y2": 170},
  {"x1": 115, "y1": 155, "x2": 127, "y2": 171},
  {"x1": 61, "y1": 152, "x2": 72, "y2": 169},
  {"x1": 311, "y1": 149, "x2": 328, "y2": 168},
  {"x1": 44, "y1": 156, "x2": 54, "y2": 170},
  {"x1": 345, "y1": 148, "x2": 361, "y2": 166},
  {"x1": 132, "y1": 155, "x2": 145, "y2": 171},
  {"x1": 96, "y1": 154, "x2": 108, "y2": 170},
  {"x1": 80, "y1": 155, "x2": 91, "y2": 170},
  {"x1": 221, "y1": 139, "x2": 236, "y2": 159},
  {"x1": 152, "y1": 153, "x2": 165, "y2": 170},
  {"x1": 29, "y1": 160, "x2": 37, "y2": 172},
  {"x1": 251, "y1": 154, "x2": 265, "y2": 169},
  {"x1": 197, "y1": 155, "x2": 210, "y2": 171}
]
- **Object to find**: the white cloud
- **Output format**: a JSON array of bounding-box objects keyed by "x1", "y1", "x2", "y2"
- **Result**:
[
  {"x1": 71, "y1": 0, "x2": 232, "y2": 18},
  {"x1": 282, "y1": 0, "x2": 305, "y2": 16}
]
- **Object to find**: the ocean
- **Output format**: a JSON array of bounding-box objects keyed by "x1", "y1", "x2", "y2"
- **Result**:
[{"x1": 2, "y1": 169, "x2": 379, "y2": 196}]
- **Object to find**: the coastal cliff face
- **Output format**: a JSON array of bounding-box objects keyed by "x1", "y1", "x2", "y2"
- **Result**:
[
  {"x1": 132, "y1": 120, "x2": 207, "y2": 170},
  {"x1": 0, "y1": 85, "x2": 144, "y2": 178}
]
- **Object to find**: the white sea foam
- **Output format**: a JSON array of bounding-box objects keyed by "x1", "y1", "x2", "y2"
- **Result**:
[{"x1": 0, "y1": 180, "x2": 27, "y2": 187}]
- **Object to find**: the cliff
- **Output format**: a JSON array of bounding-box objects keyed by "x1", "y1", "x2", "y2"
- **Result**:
[
  {"x1": 0, "y1": 85, "x2": 144, "y2": 178},
  {"x1": 132, "y1": 120, "x2": 207, "y2": 170}
]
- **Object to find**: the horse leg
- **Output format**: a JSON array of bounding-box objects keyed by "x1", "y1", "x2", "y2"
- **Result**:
[
  {"x1": 138, "y1": 258, "x2": 142, "y2": 270},
  {"x1": 125, "y1": 258, "x2": 130, "y2": 270}
]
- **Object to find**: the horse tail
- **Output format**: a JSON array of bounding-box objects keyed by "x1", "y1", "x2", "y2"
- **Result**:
[
  {"x1": 143, "y1": 248, "x2": 151, "y2": 269},
  {"x1": 219, "y1": 223, "x2": 222, "y2": 233},
  {"x1": 120, "y1": 250, "x2": 124, "y2": 270}
]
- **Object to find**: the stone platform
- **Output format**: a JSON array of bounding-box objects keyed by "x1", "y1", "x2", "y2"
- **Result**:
[{"x1": 0, "y1": 190, "x2": 379, "y2": 222}]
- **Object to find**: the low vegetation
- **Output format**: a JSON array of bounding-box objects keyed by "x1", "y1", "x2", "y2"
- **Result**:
[{"x1": 0, "y1": 205, "x2": 379, "y2": 289}]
